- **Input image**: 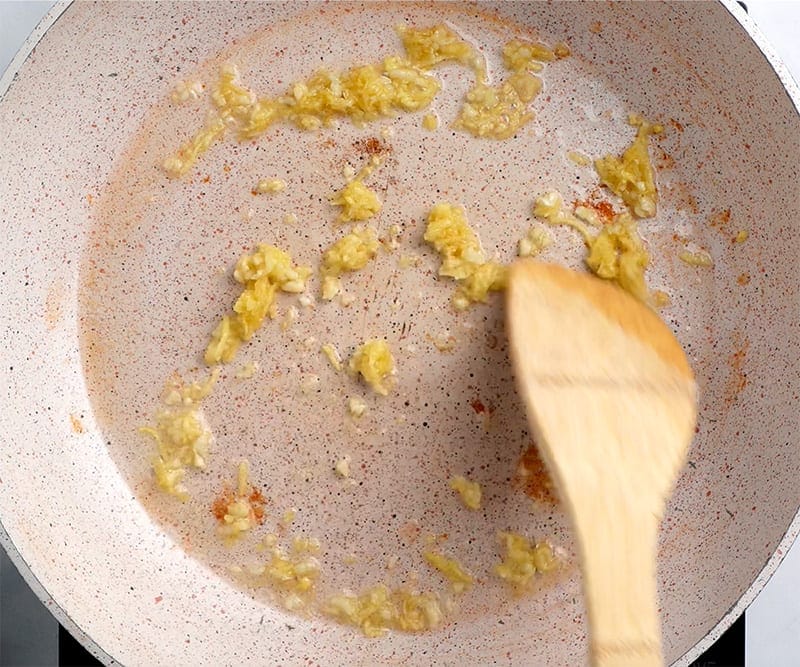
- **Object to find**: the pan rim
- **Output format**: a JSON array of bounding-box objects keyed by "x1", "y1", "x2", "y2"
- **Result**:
[{"x1": 0, "y1": 1, "x2": 798, "y2": 665}]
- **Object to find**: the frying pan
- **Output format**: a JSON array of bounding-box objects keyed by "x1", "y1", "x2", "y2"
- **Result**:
[{"x1": 1, "y1": 2, "x2": 799, "y2": 665}]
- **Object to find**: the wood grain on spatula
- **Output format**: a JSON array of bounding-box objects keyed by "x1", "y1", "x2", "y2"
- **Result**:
[{"x1": 506, "y1": 261, "x2": 697, "y2": 667}]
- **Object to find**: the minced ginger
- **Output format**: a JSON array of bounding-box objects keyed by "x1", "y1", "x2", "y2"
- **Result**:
[
  {"x1": 594, "y1": 115, "x2": 663, "y2": 218},
  {"x1": 140, "y1": 369, "x2": 219, "y2": 500},
  {"x1": 320, "y1": 227, "x2": 379, "y2": 300},
  {"x1": 348, "y1": 339, "x2": 396, "y2": 396},
  {"x1": 424, "y1": 203, "x2": 507, "y2": 310},
  {"x1": 205, "y1": 245, "x2": 312, "y2": 365}
]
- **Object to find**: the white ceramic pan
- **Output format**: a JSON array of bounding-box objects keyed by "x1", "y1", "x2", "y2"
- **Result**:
[{"x1": 1, "y1": 2, "x2": 799, "y2": 665}]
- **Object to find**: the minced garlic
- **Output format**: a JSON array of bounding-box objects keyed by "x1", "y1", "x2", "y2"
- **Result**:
[
  {"x1": 321, "y1": 227, "x2": 379, "y2": 300},
  {"x1": 679, "y1": 249, "x2": 714, "y2": 267},
  {"x1": 211, "y1": 461, "x2": 266, "y2": 542},
  {"x1": 349, "y1": 339, "x2": 396, "y2": 396},
  {"x1": 734, "y1": 230, "x2": 749, "y2": 244},
  {"x1": 422, "y1": 113, "x2": 439, "y2": 130},
  {"x1": 140, "y1": 369, "x2": 219, "y2": 500},
  {"x1": 245, "y1": 539, "x2": 321, "y2": 611},
  {"x1": 348, "y1": 396, "x2": 368, "y2": 418},
  {"x1": 171, "y1": 80, "x2": 204, "y2": 104},
  {"x1": 423, "y1": 550, "x2": 474, "y2": 593},
  {"x1": 321, "y1": 343, "x2": 344, "y2": 371},
  {"x1": 424, "y1": 202, "x2": 507, "y2": 309},
  {"x1": 397, "y1": 24, "x2": 483, "y2": 74},
  {"x1": 594, "y1": 115, "x2": 663, "y2": 218},
  {"x1": 323, "y1": 585, "x2": 444, "y2": 637},
  {"x1": 533, "y1": 192, "x2": 651, "y2": 303},
  {"x1": 205, "y1": 245, "x2": 311, "y2": 365},
  {"x1": 450, "y1": 475, "x2": 482, "y2": 510},
  {"x1": 585, "y1": 213, "x2": 650, "y2": 302},
  {"x1": 334, "y1": 456, "x2": 351, "y2": 478},
  {"x1": 502, "y1": 39, "x2": 554, "y2": 71},
  {"x1": 331, "y1": 180, "x2": 382, "y2": 224},
  {"x1": 234, "y1": 361, "x2": 258, "y2": 379},
  {"x1": 517, "y1": 226, "x2": 552, "y2": 257},
  {"x1": 494, "y1": 532, "x2": 557, "y2": 593},
  {"x1": 567, "y1": 150, "x2": 592, "y2": 166},
  {"x1": 253, "y1": 178, "x2": 286, "y2": 194}
]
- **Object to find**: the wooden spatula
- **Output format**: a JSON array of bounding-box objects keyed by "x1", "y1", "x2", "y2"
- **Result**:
[{"x1": 506, "y1": 261, "x2": 697, "y2": 667}]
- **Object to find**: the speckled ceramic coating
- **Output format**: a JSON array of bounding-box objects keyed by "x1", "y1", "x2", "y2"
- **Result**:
[{"x1": 1, "y1": 1, "x2": 799, "y2": 665}]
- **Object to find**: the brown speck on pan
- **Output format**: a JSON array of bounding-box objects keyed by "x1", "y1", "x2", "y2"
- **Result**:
[
  {"x1": 514, "y1": 444, "x2": 557, "y2": 505},
  {"x1": 724, "y1": 334, "x2": 750, "y2": 405},
  {"x1": 353, "y1": 136, "x2": 391, "y2": 157}
]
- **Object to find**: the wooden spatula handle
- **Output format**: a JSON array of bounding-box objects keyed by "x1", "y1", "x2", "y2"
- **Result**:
[{"x1": 578, "y1": 507, "x2": 662, "y2": 667}]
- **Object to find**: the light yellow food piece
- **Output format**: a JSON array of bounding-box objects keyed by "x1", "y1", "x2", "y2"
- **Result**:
[
  {"x1": 331, "y1": 181, "x2": 382, "y2": 223},
  {"x1": 256, "y1": 546, "x2": 321, "y2": 611},
  {"x1": 323, "y1": 585, "x2": 444, "y2": 637},
  {"x1": 235, "y1": 361, "x2": 258, "y2": 379},
  {"x1": 171, "y1": 80, "x2": 204, "y2": 104},
  {"x1": 322, "y1": 227, "x2": 379, "y2": 277},
  {"x1": 585, "y1": 213, "x2": 650, "y2": 302},
  {"x1": 567, "y1": 150, "x2": 591, "y2": 167},
  {"x1": 164, "y1": 64, "x2": 255, "y2": 177},
  {"x1": 454, "y1": 261, "x2": 508, "y2": 310},
  {"x1": 424, "y1": 203, "x2": 507, "y2": 309},
  {"x1": 320, "y1": 226, "x2": 379, "y2": 300},
  {"x1": 518, "y1": 226, "x2": 552, "y2": 257},
  {"x1": 533, "y1": 190, "x2": 592, "y2": 241},
  {"x1": 321, "y1": 343, "x2": 344, "y2": 371},
  {"x1": 502, "y1": 39, "x2": 554, "y2": 71},
  {"x1": 594, "y1": 116, "x2": 663, "y2": 218},
  {"x1": 348, "y1": 396, "x2": 368, "y2": 418},
  {"x1": 205, "y1": 245, "x2": 312, "y2": 365},
  {"x1": 678, "y1": 250, "x2": 714, "y2": 267},
  {"x1": 163, "y1": 117, "x2": 227, "y2": 178},
  {"x1": 349, "y1": 339, "x2": 396, "y2": 396},
  {"x1": 423, "y1": 550, "x2": 474, "y2": 593},
  {"x1": 455, "y1": 80, "x2": 536, "y2": 140},
  {"x1": 212, "y1": 63, "x2": 256, "y2": 120},
  {"x1": 167, "y1": 55, "x2": 439, "y2": 175},
  {"x1": 422, "y1": 113, "x2": 439, "y2": 130},
  {"x1": 424, "y1": 203, "x2": 485, "y2": 279},
  {"x1": 533, "y1": 192, "x2": 650, "y2": 303},
  {"x1": 280, "y1": 305, "x2": 298, "y2": 331},
  {"x1": 397, "y1": 24, "x2": 483, "y2": 75},
  {"x1": 734, "y1": 229, "x2": 749, "y2": 243},
  {"x1": 216, "y1": 461, "x2": 263, "y2": 542},
  {"x1": 280, "y1": 56, "x2": 439, "y2": 130},
  {"x1": 494, "y1": 532, "x2": 557, "y2": 593},
  {"x1": 254, "y1": 178, "x2": 286, "y2": 194},
  {"x1": 450, "y1": 475, "x2": 482, "y2": 510},
  {"x1": 399, "y1": 254, "x2": 422, "y2": 269},
  {"x1": 140, "y1": 370, "x2": 219, "y2": 500},
  {"x1": 335, "y1": 456, "x2": 351, "y2": 478}
]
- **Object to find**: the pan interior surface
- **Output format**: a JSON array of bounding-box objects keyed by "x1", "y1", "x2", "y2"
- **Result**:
[{"x1": 0, "y1": 2, "x2": 798, "y2": 665}]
